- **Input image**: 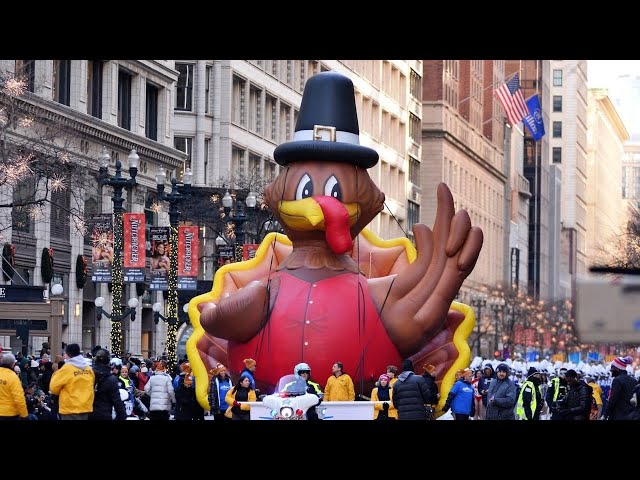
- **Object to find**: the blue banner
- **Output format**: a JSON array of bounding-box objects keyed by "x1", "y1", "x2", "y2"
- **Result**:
[{"x1": 523, "y1": 94, "x2": 545, "y2": 141}]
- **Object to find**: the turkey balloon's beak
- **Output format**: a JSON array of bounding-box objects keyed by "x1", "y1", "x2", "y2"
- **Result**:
[{"x1": 278, "y1": 198, "x2": 359, "y2": 231}]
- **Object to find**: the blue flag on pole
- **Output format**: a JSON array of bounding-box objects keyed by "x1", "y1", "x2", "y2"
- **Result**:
[{"x1": 523, "y1": 94, "x2": 545, "y2": 141}]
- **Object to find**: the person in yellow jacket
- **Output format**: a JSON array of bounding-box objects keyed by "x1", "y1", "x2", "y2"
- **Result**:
[
  {"x1": 224, "y1": 373, "x2": 257, "y2": 420},
  {"x1": 324, "y1": 361, "x2": 355, "y2": 401},
  {"x1": 49, "y1": 344, "x2": 95, "y2": 420},
  {"x1": 0, "y1": 353, "x2": 28, "y2": 420},
  {"x1": 371, "y1": 374, "x2": 398, "y2": 420},
  {"x1": 586, "y1": 375, "x2": 603, "y2": 420}
]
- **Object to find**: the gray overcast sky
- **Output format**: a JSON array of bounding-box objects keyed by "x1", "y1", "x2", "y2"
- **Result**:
[{"x1": 587, "y1": 60, "x2": 640, "y2": 88}]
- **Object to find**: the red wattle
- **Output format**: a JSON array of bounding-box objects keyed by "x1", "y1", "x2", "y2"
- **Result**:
[{"x1": 314, "y1": 195, "x2": 352, "y2": 254}]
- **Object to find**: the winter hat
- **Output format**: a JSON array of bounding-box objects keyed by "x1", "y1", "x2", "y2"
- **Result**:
[
  {"x1": 243, "y1": 358, "x2": 256, "y2": 369},
  {"x1": 30, "y1": 360, "x2": 38, "y2": 368},
  {"x1": 13, "y1": 365, "x2": 20, "y2": 374},
  {"x1": 378, "y1": 374, "x2": 390, "y2": 383},
  {"x1": 611, "y1": 356, "x2": 633, "y2": 370},
  {"x1": 496, "y1": 363, "x2": 510, "y2": 373},
  {"x1": 565, "y1": 369, "x2": 578, "y2": 378},
  {"x1": 422, "y1": 364, "x2": 436, "y2": 374},
  {"x1": 141, "y1": 366, "x2": 148, "y2": 373},
  {"x1": 401, "y1": 358, "x2": 414, "y2": 372},
  {"x1": 65, "y1": 343, "x2": 81, "y2": 358},
  {"x1": 527, "y1": 367, "x2": 539, "y2": 377}
]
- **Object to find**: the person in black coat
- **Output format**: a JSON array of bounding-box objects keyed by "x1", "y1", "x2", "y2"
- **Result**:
[
  {"x1": 555, "y1": 369, "x2": 591, "y2": 420},
  {"x1": 89, "y1": 349, "x2": 127, "y2": 420},
  {"x1": 392, "y1": 358, "x2": 435, "y2": 420},
  {"x1": 602, "y1": 356, "x2": 637, "y2": 420}
]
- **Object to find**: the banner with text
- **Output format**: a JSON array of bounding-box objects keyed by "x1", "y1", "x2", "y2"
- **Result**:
[
  {"x1": 90, "y1": 213, "x2": 113, "y2": 283},
  {"x1": 123, "y1": 213, "x2": 146, "y2": 283},
  {"x1": 178, "y1": 226, "x2": 199, "y2": 290},
  {"x1": 217, "y1": 244, "x2": 235, "y2": 266},
  {"x1": 149, "y1": 227, "x2": 170, "y2": 290}
]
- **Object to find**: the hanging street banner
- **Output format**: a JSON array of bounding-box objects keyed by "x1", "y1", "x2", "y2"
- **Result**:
[
  {"x1": 149, "y1": 227, "x2": 170, "y2": 291},
  {"x1": 217, "y1": 244, "x2": 235, "y2": 266},
  {"x1": 178, "y1": 226, "x2": 199, "y2": 290},
  {"x1": 90, "y1": 213, "x2": 114, "y2": 283},
  {"x1": 242, "y1": 244, "x2": 260, "y2": 261},
  {"x1": 123, "y1": 213, "x2": 146, "y2": 283}
]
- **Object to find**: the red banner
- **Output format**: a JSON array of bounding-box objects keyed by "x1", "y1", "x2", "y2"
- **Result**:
[
  {"x1": 242, "y1": 244, "x2": 260, "y2": 261},
  {"x1": 543, "y1": 332, "x2": 552, "y2": 348},
  {"x1": 525, "y1": 328, "x2": 536, "y2": 347},
  {"x1": 123, "y1": 213, "x2": 146, "y2": 283},
  {"x1": 178, "y1": 226, "x2": 198, "y2": 290},
  {"x1": 514, "y1": 324, "x2": 523, "y2": 344}
]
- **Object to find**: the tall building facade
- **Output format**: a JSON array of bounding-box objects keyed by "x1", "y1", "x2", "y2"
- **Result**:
[
  {"x1": 421, "y1": 60, "x2": 511, "y2": 296},
  {"x1": 586, "y1": 88, "x2": 628, "y2": 265},
  {"x1": 172, "y1": 60, "x2": 422, "y2": 272},
  {"x1": 0, "y1": 60, "x2": 185, "y2": 357}
]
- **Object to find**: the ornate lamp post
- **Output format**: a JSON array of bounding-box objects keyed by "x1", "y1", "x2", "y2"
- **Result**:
[
  {"x1": 98, "y1": 146, "x2": 138, "y2": 358},
  {"x1": 155, "y1": 166, "x2": 192, "y2": 367},
  {"x1": 489, "y1": 297, "x2": 506, "y2": 356},
  {"x1": 221, "y1": 190, "x2": 257, "y2": 262},
  {"x1": 470, "y1": 293, "x2": 487, "y2": 357}
]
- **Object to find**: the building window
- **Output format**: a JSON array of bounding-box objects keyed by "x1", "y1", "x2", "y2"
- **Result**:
[
  {"x1": 265, "y1": 94, "x2": 277, "y2": 142},
  {"x1": 280, "y1": 103, "x2": 291, "y2": 142},
  {"x1": 87, "y1": 60, "x2": 103, "y2": 119},
  {"x1": 232, "y1": 75, "x2": 246, "y2": 127},
  {"x1": 205, "y1": 65, "x2": 212, "y2": 114},
  {"x1": 407, "y1": 200, "x2": 420, "y2": 238},
  {"x1": 174, "y1": 137, "x2": 192, "y2": 181},
  {"x1": 249, "y1": 85, "x2": 262, "y2": 134},
  {"x1": 117, "y1": 69, "x2": 132, "y2": 130},
  {"x1": 409, "y1": 112, "x2": 420, "y2": 142},
  {"x1": 145, "y1": 83, "x2": 159, "y2": 141},
  {"x1": 15, "y1": 60, "x2": 35, "y2": 93},
  {"x1": 50, "y1": 187, "x2": 70, "y2": 240},
  {"x1": 553, "y1": 147, "x2": 562, "y2": 163},
  {"x1": 12, "y1": 177, "x2": 36, "y2": 233},
  {"x1": 410, "y1": 68, "x2": 421, "y2": 101},
  {"x1": 249, "y1": 152, "x2": 260, "y2": 176},
  {"x1": 286, "y1": 60, "x2": 292, "y2": 85},
  {"x1": 231, "y1": 146, "x2": 245, "y2": 182},
  {"x1": 553, "y1": 121, "x2": 562, "y2": 138},
  {"x1": 204, "y1": 138, "x2": 210, "y2": 184},
  {"x1": 175, "y1": 63, "x2": 194, "y2": 111},
  {"x1": 53, "y1": 60, "x2": 71, "y2": 106},
  {"x1": 553, "y1": 95, "x2": 562, "y2": 112},
  {"x1": 408, "y1": 156, "x2": 420, "y2": 185},
  {"x1": 553, "y1": 69, "x2": 563, "y2": 86}
]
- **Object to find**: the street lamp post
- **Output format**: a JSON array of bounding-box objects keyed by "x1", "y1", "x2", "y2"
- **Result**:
[
  {"x1": 489, "y1": 297, "x2": 506, "y2": 356},
  {"x1": 94, "y1": 296, "x2": 139, "y2": 322},
  {"x1": 155, "y1": 167, "x2": 192, "y2": 367},
  {"x1": 470, "y1": 293, "x2": 487, "y2": 357},
  {"x1": 221, "y1": 190, "x2": 257, "y2": 263},
  {"x1": 98, "y1": 146, "x2": 138, "y2": 358}
]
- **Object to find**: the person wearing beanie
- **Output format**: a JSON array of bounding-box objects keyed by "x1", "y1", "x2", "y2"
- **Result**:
[
  {"x1": 392, "y1": 358, "x2": 436, "y2": 420},
  {"x1": 49, "y1": 344, "x2": 95, "y2": 420},
  {"x1": 208, "y1": 363, "x2": 234, "y2": 421},
  {"x1": 89, "y1": 349, "x2": 127, "y2": 421},
  {"x1": 144, "y1": 360, "x2": 175, "y2": 421},
  {"x1": 324, "y1": 361, "x2": 355, "y2": 401},
  {"x1": 240, "y1": 358, "x2": 257, "y2": 393},
  {"x1": 602, "y1": 356, "x2": 637, "y2": 420},
  {"x1": 0, "y1": 353, "x2": 28, "y2": 420},
  {"x1": 485, "y1": 362, "x2": 517, "y2": 420},
  {"x1": 442, "y1": 368, "x2": 475, "y2": 420},
  {"x1": 516, "y1": 367, "x2": 542, "y2": 420},
  {"x1": 478, "y1": 363, "x2": 495, "y2": 413},
  {"x1": 421, "y1": 363, "x2": 439, "y2": 418},
  {"x1": 371, "y1": 373, "x2": 397, "y2": 420}
]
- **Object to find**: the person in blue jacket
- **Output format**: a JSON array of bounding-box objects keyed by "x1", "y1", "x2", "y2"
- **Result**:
[{"x1": 443, "y1": 368, "x2": 476, "y2": 420}]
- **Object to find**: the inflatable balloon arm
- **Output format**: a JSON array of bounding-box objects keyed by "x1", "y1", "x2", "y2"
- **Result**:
[{"x1": 371, "y1": 183, "x2": 483, "y2": 357}]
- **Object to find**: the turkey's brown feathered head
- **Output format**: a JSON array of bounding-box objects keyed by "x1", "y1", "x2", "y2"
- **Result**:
[{"x1": 263, "y1": 161, "x2": 384, "y2": 253}]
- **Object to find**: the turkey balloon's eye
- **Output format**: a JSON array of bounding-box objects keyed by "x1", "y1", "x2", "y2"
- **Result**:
[
  {"x1": 295, "y1": 173, "x2": 313, "y2": 200},
  {"x1": 324, "y1": 175, "x2": 342, "y2": 201}
]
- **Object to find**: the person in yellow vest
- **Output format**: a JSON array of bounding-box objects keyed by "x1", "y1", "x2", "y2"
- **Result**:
[
  {"x1": 516, "y1": 367, "x2": 543, "y2": 420},
  {"x1": 546, "y1": 368, "x2": 568, "y2": 420},
  {"x1": 324, "y1": 361, "x2": 355, "y2": 401},
  {"x1": 49, "y1": 343, "x2": 95, "y2": 420},
  {"x1": 0, "y1": 354, "x2": 28, "y2": 420}
]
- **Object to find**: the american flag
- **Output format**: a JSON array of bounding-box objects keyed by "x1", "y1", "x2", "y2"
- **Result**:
[{"x1": 494, "y1": 73, "x2": 530, "y2": 127}]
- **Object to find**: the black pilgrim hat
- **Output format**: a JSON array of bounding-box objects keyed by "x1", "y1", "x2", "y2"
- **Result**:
[{"x1": 273, "y1": 71, "x2": 379, "y2": 169}]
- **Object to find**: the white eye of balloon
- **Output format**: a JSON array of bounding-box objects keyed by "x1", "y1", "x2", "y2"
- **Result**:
[
  {"x1": 295, "y1": 173, "x2": 313, "y2": 200},
  {"x1": 324, "y1": 175, "x2": 342, "y2": 201}
]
